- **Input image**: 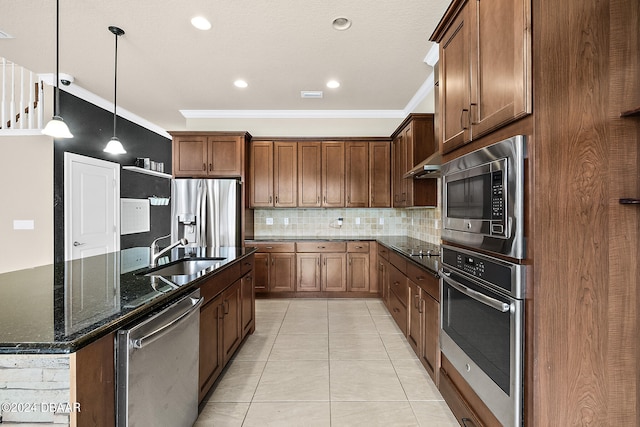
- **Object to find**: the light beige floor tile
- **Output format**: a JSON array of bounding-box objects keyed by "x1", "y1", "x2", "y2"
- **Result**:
[
  {"x1": 329, "y1": 314, "x2": 378, "y2": 334},
  {"x1": 328, "y1": 299, "x2": 371, "y2": 316},
  {"x1": 279, "y1": 314, "x2": 329, "y2": 334},
  {"x1": 410, "y1": 401, "x2": 460, "y2": 427},
  {"x1": 255, "y1": 299, "x2": 290, "y2": 314},
  {"x1": 392, "y1": 359, "x2": 442, "y2": 401},
  {"x1": 253, "y1": 360, "x2": 330, "y2": 401},
  {"x1": 372, "y1": 314, "x2": 404, "y2": 334},
  {"x1": 365, "y1": 299, "x2": 390, "y2": 315},
  {"x1": 232, "y1": 333, "x2": 277, "y2": 361},
  {"x1": 269, "y1": 333, "x2": 328, "y2": 360},
  {"x1": 207, "y1": 361, "x2": 266, "y2": 403},
  {"x1": 286, "y1": 299, "x2": 328, "y2": 315},
  {"x1": 380, "y1": 333, "x2": 420, "y2": 360},
  {"x1": 331, "y1": 401, "x2": 419, "y2": 427},
  {"x1": 330, "y1": 360, "x2": 406, "y2": 401},
  {"x1": 253, "y1": 318, "x2": 284, "y2": 335},
  {"x1": 243, "y1": 402, "x2": 331, "y2": 427},
  {"x1": 329, "y1": 333, "x2": 389, "y2": 360},
  {"x1": 193, "y1": 402, "x2": 249, "y2": 427}
]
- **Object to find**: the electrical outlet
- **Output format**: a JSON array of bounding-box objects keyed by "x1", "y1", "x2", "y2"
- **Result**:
[
  {"x1": 355, "y1": 217, "x2": 360, "y2": 225},
  {"x1": 284, "y1": 218, "x2": 289, "y2": 225},
  {"x1": 434, "y1": 219, "x2": 440, "y2": 229},
  {"x1": 379, "y1": 218, "x2": 384, "y2": 225},
  {"x1": 266, "y1": 217, "x2": 273, "y2": 225}
]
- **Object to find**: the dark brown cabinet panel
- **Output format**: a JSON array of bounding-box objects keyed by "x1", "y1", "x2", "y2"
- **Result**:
[
  {"x1": 345, "y1": 141, "x2": 369, "y2": 208},
  {"x1": 250, "y1": 141, "x2": 274, "y2": 207},
  {"x1": 297, "y1": 142, "x2": 322, "y2": 207},
  {"x1": 172, "y1": 133, "x2": 246, "y2": 178},
  {"x1": 297, "y1": 253, "x2": 321, "y2": 292},
  {"x1": 254, "y1": 252, "x2": 269, "y2": 292},
  {"x1": 221, "y1": 280, "x2": 242, "y2": 364},
  {"x1": 270, "y1": 253, "x2": 296, "y2": 292},
  {"x1": 207, "y1": 135, "x2": 243, "y2": 177},
  {"x1": 369, "y1": 141, "x2": 391, "y2": 207},
  {"x1": 273, "y1": 142, "x2": 297, "y2": 207},
  {"x1": 322, "y1": 142, "x2": 345, "y2": 207},
  {"x1": 347, "y1": 252, "x2": 370, "y2": 292},
  {"x1": 173, "y1": 135, "x2": 209, "y2": 177},
  {"x1": 322, "y1": 252, "x2": 347, "y2": 291},
  {"x1": 199, "y1": 293, "x2": 222, "y2": 402}
]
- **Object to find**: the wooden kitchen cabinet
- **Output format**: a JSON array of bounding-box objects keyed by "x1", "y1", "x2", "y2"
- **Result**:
[
  {"x1": 296, "y1": 241, "x2": 347, "y2": 292},
  {"x1": 391, "y1": 115, "x2": 437, "y2": 207},
  {"x1": 431, "y1": 0, "x2": 531, "y2": 153},
  {"x1": 345, "y1": 141, "x2": 369, "y2": 208},
  {"x1": 273, "y1": 141, "x2": 298, "y2": 207},
  {"x1": 250, "y1": 141, "x2": 297, "y2": 207},
  {"x1": 199, "y1": 292, "x2": 223, "y2": 402},
  {"x1": 252, "y1": 242, "x2": 296, "y2": 293},
  {"x1": 297, "y1": 253, "x2": 321, "y2": 291},
  {"x1": 322, "y1": 141, "x2": 346, "y2": 207},
  {"x1": 221, "y1": 280, "x2": 242, "y2": 364},
  {"x1": 369, "y1": 141, "x2": 391, "y2": 207},
  {"x1": 171, "y1": 132, "x2": 248, "y2": 178},
  {"x1": 249, "y1": 141, "x2": 274, "y2": 207},
  {"x1": 240, "y1": 258, "x2": 255, "y2": 336},
  {"x1": 347, "y1": 242, "x2": 370, "y2": 292},
  {"x1": 297, "y1": 141, "x2": 322, "y2": 207}
]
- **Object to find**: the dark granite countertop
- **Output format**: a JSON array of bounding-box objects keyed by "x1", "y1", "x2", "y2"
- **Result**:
[
  {"x1": 0, "y1": 246, "x2": 256, "y2": 354},
  {"x1": 246, "y1": 235, "x2": 441, "y2": 274}
]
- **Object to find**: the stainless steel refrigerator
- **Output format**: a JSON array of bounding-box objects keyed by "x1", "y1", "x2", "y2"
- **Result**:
[{"x1": 171, "y1": 179, "x2": 241, "y2": 248}]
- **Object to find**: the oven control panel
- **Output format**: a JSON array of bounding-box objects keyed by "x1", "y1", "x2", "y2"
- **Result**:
[{"x1": 457, "y1": 253, "x2": 486, "y2": 278}]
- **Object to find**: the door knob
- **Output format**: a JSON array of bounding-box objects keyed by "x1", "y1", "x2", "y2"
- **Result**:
[{"x1": 73, "y1": 241, "x2": 85, "y2": 246}]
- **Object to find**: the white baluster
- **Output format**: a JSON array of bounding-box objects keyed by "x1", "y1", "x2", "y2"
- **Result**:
[
  {"x1": 19, "y1": 66, "x2": 24, "y2": 128},
  {"x1": 1, "y1": 58, "x2": 5, "y2": 129},
  {"x1": 28, "y1": 71, "x2": 34, "y2": 129},
  {"x1": 9, "y1": 62, "x2": 15, "y2": 129}
]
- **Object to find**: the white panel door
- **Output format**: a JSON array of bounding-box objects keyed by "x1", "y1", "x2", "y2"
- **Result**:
[{"x1": 64, "y1": 153, "x2": 120, "y2": 261}]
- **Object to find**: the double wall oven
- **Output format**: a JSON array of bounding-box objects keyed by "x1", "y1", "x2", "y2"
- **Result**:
[{"x1": 439, "y1": 136, "x2": 527, "y2": 427}]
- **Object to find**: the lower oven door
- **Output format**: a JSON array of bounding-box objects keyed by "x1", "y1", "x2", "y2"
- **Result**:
[{"x1": 440, "y1": 268, "x2": 523, "y2": 427}]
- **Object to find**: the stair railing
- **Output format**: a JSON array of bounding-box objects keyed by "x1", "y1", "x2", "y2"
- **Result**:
[{"x1": 1, "y1": 57, "x2": 44, "y2": 132}]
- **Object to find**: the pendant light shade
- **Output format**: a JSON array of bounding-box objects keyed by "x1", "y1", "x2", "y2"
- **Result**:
[
  {"x1": 103, "y1": 26, "x2": 126, "y2": 154},
  {"x1": 42, "y1": 0, "x2": 73, "y2": 138}
]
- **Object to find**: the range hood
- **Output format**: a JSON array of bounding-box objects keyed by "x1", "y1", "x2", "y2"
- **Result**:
[{"x1": 403, "y1": 151, "x2": 442, "y2": 179}]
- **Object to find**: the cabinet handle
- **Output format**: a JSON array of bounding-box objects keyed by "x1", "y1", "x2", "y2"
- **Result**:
[
  {"x1": 272, "y1": 258, "x2": 274, "y2": 266},
  {"x1": 414, "y1": 294, "x2": 419, "y2": 309},
  {"x1": 224, "y1": 300, "x2": 230, "y2": 314},
  {"x1": 269, "y1": 196, "x2": 272, "y2": 203},
  {"x1": 217, "y1": 304, "x2": 224, "y2": 319},
  {"x1": 275, "y1": 195, "x2": 279, "y2": 204},
  {"x1": 460, "y1": 109, "x2": 470, "y2": 130},
  {"x1": 209, "y1": 163, "x2": 213, "y2": 172},
  {"x1": 355, "y1": 246, "x2": 363, "y2": 249},
  {"x1": 416, "y1": 276, "x2": 425, "y2": 281},
  {"x1": 461, "y1": 418, "x2": 477, "y2": 427},
  {"x1": 265, "y1": 246, "x2": 273, "y2": 249},
  {"x1": 318, "y1": 246, "x2": 325, "y2": 249},
  {"x1": 202, "y1": 163, "x2": 206, "y2": 171}
]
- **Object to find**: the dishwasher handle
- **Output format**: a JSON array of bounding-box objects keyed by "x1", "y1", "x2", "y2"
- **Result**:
[{"x1": 132, "y1": 295, "x2": 204, "y2": 349}]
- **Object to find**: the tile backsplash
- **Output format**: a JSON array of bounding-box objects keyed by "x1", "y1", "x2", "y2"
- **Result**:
[{"x1": 253, "y1": 207, "x2": 441, "y2": 245}]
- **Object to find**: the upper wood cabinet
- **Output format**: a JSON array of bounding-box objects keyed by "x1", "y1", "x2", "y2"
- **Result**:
[
  {"x1": 345, "y1": 141, "x2": 369, "y2": 208},
  {"x1": 391, "y1": 114, "x2": 438, "y2": 208},
  {"x1": 297, "y1": 142, "x2": 322, "y2": 207},
  {"x1": 322, "y1": 142, "x2": 345, "y2": 207},
  {"x1": 369, "y1": 141, "x2": 391, "y2": 207},
  {"x1": 431, "y1": 0, "x2": 531, "y2": 153},
  {"x1": 170, "y1": 132, "x2": 248, "y2": 178},
  {"x1": 249, "y1": 141, "x2": 297, "y2": 208}
]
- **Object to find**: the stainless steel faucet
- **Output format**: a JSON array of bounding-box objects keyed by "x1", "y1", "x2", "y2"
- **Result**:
[{"x1": 150, "y1": 235, "x2": 188, "y2": 267}]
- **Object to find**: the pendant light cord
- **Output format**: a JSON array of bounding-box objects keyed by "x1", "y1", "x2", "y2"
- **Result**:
[
  {"x1": 112, "y1": 30, "x2": 118, "y2": 137},
  {"x1": 54, "y1": 0, "x2": 60, "y2": 116}
]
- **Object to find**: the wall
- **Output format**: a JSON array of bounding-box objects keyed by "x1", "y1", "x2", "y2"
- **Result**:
[{"x1": 0, "y1": 135, "x2": 54, "y2": 273}]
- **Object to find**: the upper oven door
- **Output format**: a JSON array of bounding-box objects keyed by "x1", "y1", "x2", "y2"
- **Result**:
[{"x1": 441, "y1": 135, "x2": 527, "y2": 260}]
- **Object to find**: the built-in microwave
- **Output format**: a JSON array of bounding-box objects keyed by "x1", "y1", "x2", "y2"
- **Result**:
[{"x1": 441, "y1": 135, "x2": 527, "y2": 259}]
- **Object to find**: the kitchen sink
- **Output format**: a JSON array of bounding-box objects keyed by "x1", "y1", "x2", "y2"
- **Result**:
[{"x1": 141, "y1": 258, "x2": 226, "y2": 277}]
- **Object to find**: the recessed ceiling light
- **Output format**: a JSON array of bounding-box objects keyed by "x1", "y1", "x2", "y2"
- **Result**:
[
  {"x1": 234, "y1": 79, "x2": 248, "y2": 88},
  {"x1": 191, "y1": 16, "x2": 211, "y2": 30},
  {"x1": 326, "y1": 80, "x2": 340, "y2": 89},
  {"x1": 332, "y1": 17, "x2": 352, "y2": 31}
]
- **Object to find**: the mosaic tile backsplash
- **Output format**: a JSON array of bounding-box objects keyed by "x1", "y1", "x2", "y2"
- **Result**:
[{"x1": 253, "y1": 207, "x2": 441, "y2": 245}]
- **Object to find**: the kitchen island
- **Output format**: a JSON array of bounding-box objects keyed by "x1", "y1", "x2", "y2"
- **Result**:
[{"x1": 0, "y1": 246, "x2": 255, "y2": 425}]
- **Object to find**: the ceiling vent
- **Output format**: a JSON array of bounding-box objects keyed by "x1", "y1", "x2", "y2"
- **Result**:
[
  {"x1": 0, "y1": 30, "x2": 14, "y2": 39},
  {"x1": 301, "y1": 91, "x2": 323, "y2": 99}
]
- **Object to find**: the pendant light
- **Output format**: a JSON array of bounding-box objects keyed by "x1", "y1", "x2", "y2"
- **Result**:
[
  {"x1": 103, "y1": 26, "x2": 126, "y2": 154},
  {"x1": 42, "y1": 0, "x2": 73, "y2": 138}
]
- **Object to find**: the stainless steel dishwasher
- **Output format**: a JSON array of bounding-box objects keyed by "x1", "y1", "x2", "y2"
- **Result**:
[{"x1": 117, "y1": 289, "x2": 203, "y2": 427}]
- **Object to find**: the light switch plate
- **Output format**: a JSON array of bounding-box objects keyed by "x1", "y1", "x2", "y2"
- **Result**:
[
  {"x1": 266, "y1": 218, "x2": 274, "y2": 225},
  {"x1": 379, "y1": 218, "x2": 384, "y2": 225},
  {"x1": 13, "y1": 220, "x2": 34, "y2": 230}
]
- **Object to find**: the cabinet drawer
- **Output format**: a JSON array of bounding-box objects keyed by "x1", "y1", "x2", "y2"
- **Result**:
[
  {"x1": 240, "y1": 254, "x2": 254, "y2": 276},
  {"x1": 296, "y1": 241, "x2": 346, "y2": 253},
  {"x1": 200, "y1": 263, "x2": 242, "y2": 305},
  {"x1": 389, "y1": 265, "x2": 408, "y2": 306},
  {"x1": 407, "y1": 262, "x2": 439, "y2": 302},
  {"x1": 347, "y1": 241, "x2": 369, "y2": 253},
  {"x1": 378, "y1": 244, "x2": 390, "y2": 260},
  {"x1": 389, "y1": 251, "x2": 407, "y2": 274},
  {"x1": 388, "y1": 291, "x2": 407, "y2": 335},
  {"x1": 251, "y1": 242, "x2": 296, "y2": 252}
]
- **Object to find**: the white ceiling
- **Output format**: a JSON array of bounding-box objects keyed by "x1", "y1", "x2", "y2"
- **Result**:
[{"x1": 0, "y1": 0, "x2": 450, "y2": 134}]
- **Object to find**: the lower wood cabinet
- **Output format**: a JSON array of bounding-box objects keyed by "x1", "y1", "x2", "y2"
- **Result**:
[
  {"x1": 252, "y1": 242, "x2": 296, "y2": 293},
  {"x1": 198, "y1": 255, "x2": 255, "y2": 403}
]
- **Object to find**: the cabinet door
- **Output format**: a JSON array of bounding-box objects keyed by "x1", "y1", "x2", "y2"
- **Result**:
[
  {"x1": 369, "y1": 141, "x2": 391, "y2": 207},
  {"x1": 322, "y1": 253, "x2": 346, "y2": 291},
  {"x1": 401, "y1": 125, "x2": 415, "y2": 206},
  {"x1": 347, "y1": 252, "x2": 370, "y2": 292},
  {"x1": 407, "y1": 281, "x2": 422, "y2": 355},
  {"x1": 254, "y1": 252, "x2": 269, "y2": 292},
  {"x1": 469, "y1": 0, "x2": 531, "y2": 139},
  {"x1": 221, "y1": 280, "x2": 242, "y2": 364},
  {"x1": 392, "y1": 134, "x2": 405, "y2": 207},
  {"x1": 297, "y1": 253, "x2": 321, "y2": 291},
  {"x1": 322, "y1": 142, "x2": 345, "y2": 207},
  {"x1": 240, "y1": 271, "x2": 255, "y2": 336},
  {"x1": 173, "y1": 135, "x2": 208, "y2": 177},
  {"x1": 273, "y1": 142, "x2": 297, "y2": 207},
  {"x1": 270, "y1": 253, "x2": 296, "y2": 292},
  {"x1": 440, "y1": 8, "x2": 472, "y2": 152},
  {"x1": 345, "y1": 141, "x2": 369, "y2": 208},
  {"x1": 250, "y1": 142, "x2": 274, "y2": 207},
  {"x1": 207, "y1": 136, "x2": 243, "y2": 177},
  {"x1": 421, "y1": 294, "x2": 440, "y2": 382},
  {"x1": 379, "y1": 258, "x2": 390, "y2": 307},
  {"x1": 298, "y1": 142, "x2": 322, "y2": 207},
  {"x1": 199, "y1": 295, "x2": 222, "y2": 401}
]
